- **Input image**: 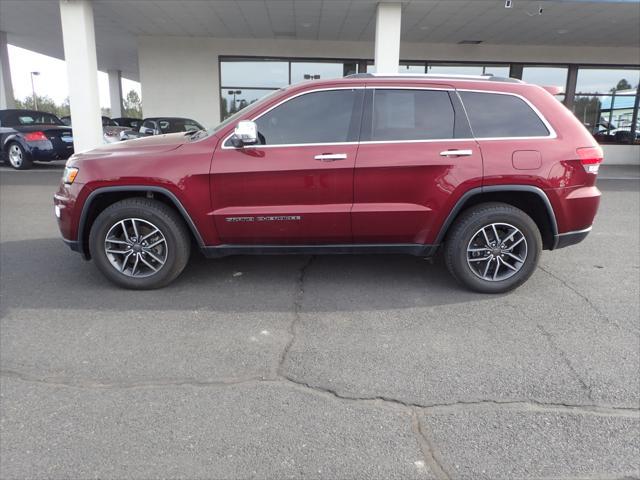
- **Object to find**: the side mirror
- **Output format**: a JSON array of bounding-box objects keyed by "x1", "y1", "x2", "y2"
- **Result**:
[{"x1": 232, "y1": 120, "x2": 258, "y2": 147}]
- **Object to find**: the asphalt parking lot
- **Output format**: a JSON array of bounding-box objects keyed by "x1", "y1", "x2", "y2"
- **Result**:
[{"x1": 1, "y1": 162, "x2": 639, "y2": 480}]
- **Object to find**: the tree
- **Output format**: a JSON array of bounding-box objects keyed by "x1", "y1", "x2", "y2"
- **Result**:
[
  {"x1": 122, "y1": 90, "x2": 142, "y2": 118},
  {"x1": 14, "y1": 89, "x2": 141, "y2": 120},
  {"x1": 573, "y1": 95, "x2": 605, "y2": 132},
  {"x1": 220, "y1": 97, "x2": 229, "y2": 120},
  {"x1": 15, "y1": 94, "x2": 70, "y2": 118},
  {"x1": 612, "y1": 79, "x2": 632, "y2": 92}
]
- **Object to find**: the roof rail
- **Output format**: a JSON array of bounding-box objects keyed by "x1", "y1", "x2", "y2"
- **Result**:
[{"x1": 345, "y1": 73, "x2": 522, "y2": 83}]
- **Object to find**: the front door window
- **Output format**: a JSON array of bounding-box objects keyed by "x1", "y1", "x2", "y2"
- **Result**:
[{"x1": 254, "y1": 89, "x2": 361, "y2": 145}]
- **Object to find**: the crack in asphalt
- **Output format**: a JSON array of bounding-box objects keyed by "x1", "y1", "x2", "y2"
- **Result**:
[
  {"x1": 411, "y1": 408, "x2": 452, "y2": 480},
  {"x1": 537, "y1": 264, "x2": 633, "y2": 334},
  {"x1": 536, "y1": 323, "x2": 595, "y2": 401},
  {"x1": 0, "y1": 368, "x2": 269, "y2": 390},
  {"x1": 275, "y1": 255, "x2": 315, "y2": 378},
  {"x1": 278, "y1": 373, "x2": 639, "y2": 417},
  {"x1": 4, "y1": 368, "x2": 638, "y2": 417}
]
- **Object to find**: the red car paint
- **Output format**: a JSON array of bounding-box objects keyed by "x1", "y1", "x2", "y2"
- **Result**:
[{"x1": 54, "y1": 75, "x2": 601, "y2": 258}]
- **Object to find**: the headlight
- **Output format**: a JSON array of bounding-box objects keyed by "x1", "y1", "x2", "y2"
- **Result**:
[{"x1": 62, "y1": 167, "x2": 79, "y2": 184}]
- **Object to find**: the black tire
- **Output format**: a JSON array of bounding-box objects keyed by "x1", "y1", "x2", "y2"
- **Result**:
[
  {"x1": 89, "y1": 198, "x2": 191, "y2": 289},
  {"x1": 5, "y1": 142, "x2": 33, "y2": 170},
  {"x1": 444, "y1": 202, "x2": 542, "y2": 293}
]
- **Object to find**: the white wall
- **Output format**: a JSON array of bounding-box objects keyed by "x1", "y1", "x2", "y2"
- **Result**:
[
  {"x1": 138, "y1": 36, "x2": 379, "y2": 128},
  {"x1": 138, "y1": 36, "x2": 221, "y2": 128},
  {"x1": 400, "y1": 43, "x2": 640, "y2": 65},
  {"x1": 602, "y1": 145, "x2": 640, "y2": 166},
  {"x1": 138, "y1": 35, "x2": 640, "y2": 164}
]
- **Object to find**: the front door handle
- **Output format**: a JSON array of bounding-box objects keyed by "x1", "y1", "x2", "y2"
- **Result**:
[
  {"x1": 440, "y1": 149, "x2": 473, "y2": 157},
  {"x1": 314, "y1": 153, "x2": 347, "y2": 161}
]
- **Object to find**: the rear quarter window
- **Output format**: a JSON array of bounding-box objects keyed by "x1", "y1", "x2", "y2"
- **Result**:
[{"x1": 459, "y1": 91, "x2": 550, "y2": 138}]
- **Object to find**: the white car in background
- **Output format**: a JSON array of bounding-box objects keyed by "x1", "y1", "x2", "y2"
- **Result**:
[{"x1": 119, "y1": 117, "x2": 205, "y2": 140}]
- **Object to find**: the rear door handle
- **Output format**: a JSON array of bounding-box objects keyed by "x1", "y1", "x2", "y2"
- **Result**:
[
  {"x1": 439, "y1": 149, "x2": 473, "y2": 157},
  {"x1": 314, "y1": 153, "x2": 347, "y2": 161}
]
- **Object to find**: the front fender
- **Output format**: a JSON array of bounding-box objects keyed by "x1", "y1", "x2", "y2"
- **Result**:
[{"x1": 76, "y1": 185, "x2": 208, "y2": 258}]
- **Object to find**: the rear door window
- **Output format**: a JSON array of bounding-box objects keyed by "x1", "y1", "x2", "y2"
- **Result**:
[
  {"x1": 459, "y1": 91, "x2": 550, "y2": 138},
  {"x1": 370, "y1": 89, "x2": 455, "y2": 141}
]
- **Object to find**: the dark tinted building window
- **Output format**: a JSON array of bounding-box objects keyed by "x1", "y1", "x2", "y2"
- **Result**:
[
  {"x1": 573, "y1": 68, "x2": 639, "y2": 145},
  {"x1": 371, "y1": 89, "x2": 454, "y2": 141},
  {"x1": 255, "y1": 89, "x2": 360, "y2": 145},
  {"x1": 460, "y1": 91, "x2": 549, "y2": 138}
]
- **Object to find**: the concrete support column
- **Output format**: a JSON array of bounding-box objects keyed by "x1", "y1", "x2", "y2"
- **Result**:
[
  {"x1": 0, "y1": 31, "x2": 16, "y2": 109},
  {"x1": 374, "y1": 3, "x2": 402, "y2": 74},
  {"x1": 107, "y1": 69, "x2": 123, "y2": 118},
  {"x1": 59, "y1": 0, "x2": 103, "y2": 152},
  {"x1": 564, "y1": 65, "x2": 578, "y2": 110},
  {"x1": 509, "y1": 63, "x2": 524, "y2": 80}
]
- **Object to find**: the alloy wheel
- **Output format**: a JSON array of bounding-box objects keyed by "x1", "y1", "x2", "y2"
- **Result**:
[
  {"x1": 104, "y1": 218, "x2": 168, "y2": 278},
  {"x1": 8, "y1": 144, "x2": 23, "y2": 168},
  {"x1": 466, "y1": 222, "x2": 528, "y2": 282}
]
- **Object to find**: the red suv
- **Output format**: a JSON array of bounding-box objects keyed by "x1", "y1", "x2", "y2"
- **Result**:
[{"x1": 54, "y1": 74, "x2": 602, "y2": 293}]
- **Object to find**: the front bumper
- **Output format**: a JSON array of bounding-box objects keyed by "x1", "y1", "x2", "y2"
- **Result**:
[
  {"x1": 62, "y1": 238, "x2": 80, "y2": 252},
  {"x1": 54, "y1": 181, "x2": 90, "y2": 257},
  {"x1": 553, "y1": 226, "x2": 592, "y2": 249}
]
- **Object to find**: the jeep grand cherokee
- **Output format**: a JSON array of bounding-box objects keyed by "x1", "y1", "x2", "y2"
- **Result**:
[{"x1": 54, "y1": 74, "x2": 601, "y2": 293}]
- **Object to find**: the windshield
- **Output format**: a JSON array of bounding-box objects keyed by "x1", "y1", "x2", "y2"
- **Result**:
[
  {"x1": 210, "y1": 89, "x2": 283, "y2": 134},
  {"x1": 158, "y1": 118, "x2": 204, "y2": 133},
  {"x1": 14, "y1": 112, "x2": 63, "y2": 126}
]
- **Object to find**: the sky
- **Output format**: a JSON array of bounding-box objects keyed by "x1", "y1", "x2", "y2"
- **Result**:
[{"x1": 8, "y1": 45, "x2": 141, "y2": 108}]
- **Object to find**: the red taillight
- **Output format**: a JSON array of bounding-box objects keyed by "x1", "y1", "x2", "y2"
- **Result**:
[
  {"x1": 24, "y1": 131, "x2": 48, "y2": 142},
  {"x1": 576, "y1": 146, "x2": 603, "y2": 174}
]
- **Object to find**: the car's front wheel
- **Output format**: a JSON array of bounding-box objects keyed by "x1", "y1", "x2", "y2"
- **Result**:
[
  {"x1": 444, "y1": 202, "x2": 542, "y2": 293},
  {"x1": 6, "y1": 142, "x2": 33, "y2": 170},
  {"x1": 89, "y1": 198, "x2": 191, "y2": 289}
]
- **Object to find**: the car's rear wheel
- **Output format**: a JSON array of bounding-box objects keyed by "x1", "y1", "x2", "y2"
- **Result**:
[
  {"x1": 89, "y1": 198, "x2": 191, "y2": 289},
  {"x1": 6, "y1": 142, "x2": 33, "y2": 170},
  {"x1": 444, "y1": 202, "x2": 542, "y2": 293}
]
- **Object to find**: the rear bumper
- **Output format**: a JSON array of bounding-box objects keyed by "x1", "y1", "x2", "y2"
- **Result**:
[
  {"x1": 547, "y1": 185, "x2": 601, "y2": 235},
  {"x1": 553, "y1": 226, "x2": 592, "y2": 249},
  {"x1": 27, "y1": 141, "x2": 74, "y2": 161}
]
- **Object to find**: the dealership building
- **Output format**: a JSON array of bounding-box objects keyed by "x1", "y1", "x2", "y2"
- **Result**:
[{"x1": 0, "y1": 0, "x2": 639, "y2": 164}]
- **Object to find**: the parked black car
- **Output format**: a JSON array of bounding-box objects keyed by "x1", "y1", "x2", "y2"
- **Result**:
[
  {"x1": 120, "y1": 117, "x2": 204, "y2": 140},
  {"x1": 61, "y1": 115, "x2": 122, "y2": 128},
  {"x1": 0, "y1": 109, "x2": 73, "y2": 170},
  {"x1": 112, "y1": 117, "x2": 142, "y2": 129},
  {"x1": 61, "y1": 115, "x2": 128, "y2": 144}
]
